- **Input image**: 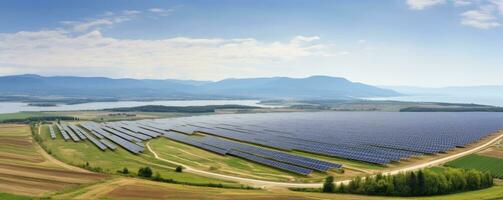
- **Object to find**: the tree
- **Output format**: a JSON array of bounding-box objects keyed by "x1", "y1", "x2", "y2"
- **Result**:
[
  {"x1": 436, "y1": 173, "x2": 450, "y2": 194},
  {"x1": 122, "y1": 167, "x2": 129, "y2": 174},
  {"x1": 407, "y1": 171, "x2": 417, "y2": 196},
  {"x1": 175, "y1": 165, "x2": 183, "y2": 173},
  {"x1": 138, "y1": 167, "x2": 153, "y2": 178},
  {"x1": 417, "y1": 170, "x2": 426, "y2": 195},
  {"x1": 447, "y1": 168, "x2": 466, "y2": 191},
  {"x1": 348, "y1": 176, "x2": 362, "y2": 193},
  {"x1": 385, "y1": 176, "x2": 395, "y2": 195},
  {"x1": 322, "y1": 176, "x2": 335, "y2": 193},
  {"x1": 465, "y1": 169, "x2": 482, "y2": 190}
]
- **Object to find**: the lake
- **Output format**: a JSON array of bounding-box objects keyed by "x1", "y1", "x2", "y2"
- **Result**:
[{"x1": 0, "y1": 100, "x2": 276, "y2": 114}]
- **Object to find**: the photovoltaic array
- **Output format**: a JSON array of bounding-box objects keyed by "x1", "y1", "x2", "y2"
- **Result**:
[{"x1": 54, "y1": 112, "x2": 503, "y2": 175}]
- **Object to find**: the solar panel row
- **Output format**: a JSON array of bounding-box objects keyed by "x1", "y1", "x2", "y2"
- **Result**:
[
  {"x1": 55, "y1": 124, "x2": 70, "y2": 141},
  {"x1": 228, "y1": 150, "x2": 312, "y2": 175},
  {"x1": 135, "y1": 112, "x2": 503, "y2": 165},
  {"x1": 161, "y1": 130, "x2": 340, "y2": 174},
  {"x1": 49, "y1": 125, "x2": 56, "y2": 139},
  {"x1": 62, "y1": 124, "x2": 80, "y2": 142}
]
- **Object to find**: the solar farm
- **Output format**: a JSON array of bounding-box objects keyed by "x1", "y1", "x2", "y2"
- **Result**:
[{"x1": 50, "y1": 112, "x2": 503, "y2": 176}]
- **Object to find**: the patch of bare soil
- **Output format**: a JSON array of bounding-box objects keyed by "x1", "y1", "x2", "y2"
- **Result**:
[{"x1": 478, "y1": 147, "x2": 503, "y2": 159}]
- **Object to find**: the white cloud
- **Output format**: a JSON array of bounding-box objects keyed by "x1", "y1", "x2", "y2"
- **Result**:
[
  {"x1": 461, "y1": 6, "x2": 501, "y2": 29},
  {"x1": 406, "y1": 0, "x2": 446, "y2": 10},
  {"x1": 406, "y1": 0, "x2": 503, "y2": 29},
  {"x1": 453, "y1": 0, "x2": 473, "y2": 6},
  {"x1": 0, "y1": 30, "x2": 337, "y2": 79},
  {"x1": 149, "y1": 7, "x2": 176, "y2": 16},
  {"x1": 491, "y1": 0, "x2": 503, "y2": 14},
  {"x1": 61, "y1": 10, "x2": 141, "y2": 32}
]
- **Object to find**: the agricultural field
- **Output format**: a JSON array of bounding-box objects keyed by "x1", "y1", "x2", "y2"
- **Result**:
[
  {"x1": 39, "y1": 124, "x2": 240, "y2": 186},
  {"x1": 0, "y1": 112, "x2": 62, "y2": 122},
  {"x1": 49, "y1": 177, "x2": 503, "y2": 200},
  {"x1": 445, "y1": 154, "x2": 503, "y2": 178},
  {"x1": 478, "y1": 139, "x2": 503, "y2": 159},
  {"x1": 0, "y1": 124, "x2": 106, "y2": 197}
]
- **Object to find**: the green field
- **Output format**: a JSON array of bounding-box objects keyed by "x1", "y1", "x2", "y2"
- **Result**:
[
  {"x1": 0, "y1": 112, "x2": 62, "y2": 121},
  {"x1": 445, "y1": 154, "x2": 503, "y2": 178},
  {"x1": 0, "y1": 193, "x2": 34, "y2": 200},
  {"x1": 39, "y1": 124, "x2": 239, "y2": 186}
]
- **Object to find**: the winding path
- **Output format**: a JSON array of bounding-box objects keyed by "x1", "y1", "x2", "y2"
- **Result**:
[{"x1": 148, "y1": 131, "x2": 503, "y2": 188}]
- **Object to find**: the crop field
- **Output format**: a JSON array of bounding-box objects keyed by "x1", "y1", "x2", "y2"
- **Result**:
[
  {"x1": 0, "y1": 124, "x2": 106, "y2": 196},
  {"x1": 39, "y1": 124, "x2": 239, "y2": 186},
  {"x1": 49, "y1": 177, "x2": 503, "y2": 200},
  {"x1": 445, "y1": 154, "x2": 503, "y2": 178}
]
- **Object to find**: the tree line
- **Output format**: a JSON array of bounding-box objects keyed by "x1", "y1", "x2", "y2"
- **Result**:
[{"x1": 323, "y1": 168, "x2": 493, "y2": 196}]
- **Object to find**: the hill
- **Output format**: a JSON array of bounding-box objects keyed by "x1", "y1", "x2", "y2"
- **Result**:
[{"x1": 0, "y1": 74, "x2": 400, "y2": 100}]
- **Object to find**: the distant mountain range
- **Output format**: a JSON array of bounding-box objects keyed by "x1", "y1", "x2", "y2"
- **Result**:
[
  {"x1": 0, "y1": 74, "x2": 400, "y2": 100},
  {"x1": 384, "y1": 86, "x2": 503, "y2": 97}
]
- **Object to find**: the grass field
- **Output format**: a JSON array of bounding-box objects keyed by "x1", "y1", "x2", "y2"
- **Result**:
[
  {"x1": 445, "y1": 154, "x2": 503, "y2": 178},
  {"x1": 0, "y1": 112, "x2": 61, "y2": 121},
  {"x1": 0, "y1": 193, "x2": 34, "y2": 200},
  {"x1": 0, "y1": 124, "x2": 106, "y2": 197},
  {"x1": 40, "y1": 124, "x2": 240, "y2": 186}
]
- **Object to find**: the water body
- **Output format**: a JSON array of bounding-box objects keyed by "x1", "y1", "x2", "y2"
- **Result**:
[
  {"x1": 367, "y1": 95, "x2": 503, "y2": 107},
  {"x1": 0, "y1": 100, "x2": 275, "y2": 114}
]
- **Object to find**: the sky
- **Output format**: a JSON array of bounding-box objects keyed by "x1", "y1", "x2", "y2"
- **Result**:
[{"x1": 0, "y1": 0, "x2": 502, "y2": 87}]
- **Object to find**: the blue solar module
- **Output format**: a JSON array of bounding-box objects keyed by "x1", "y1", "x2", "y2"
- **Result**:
[
  {"x1": 81, "y1": 131, "x2": 107, "y2": 151},
  {"x1": 106, "y1": 123, "x2": 151, "y2": 140},
  {"x1": 80, "y1": 122, "x2": 105, "y2": 139},
  {"x1": 49, "y1": 125, "x2": 56, "y2": 139},
  {"x1": 100, "y1": 139, "x2": 117, "y2": 150},
  {"x1": 118, "y1": 122, "x2": 160, "y2": 137},
  {"x1": 97, "y1": 126, "x2": 144, "y2": 154},
  {"x1": 62, "y1": 124, "x2": 80, "y2": 142},
  {"x1": 68, "y1": 124, "x2": 87, "y2": 140},
  {"x1": 141, "y1": 112, "x2": 503, "y2": 165},
  {"x1": 228, "y1": 150, "x2": 313, "y2": 175},
  {"x1": 55, "y1": 124, "x2": 70, "y2": 141},
  {"x1": 170, "y1": 125, "x2": 198, "y2": 134},
  {"x1": 83, "y1": 112, "x2": 503, "y2": 167},
  {"x1": 101, "y1": 126, "x2": 141, "y2": 143}
]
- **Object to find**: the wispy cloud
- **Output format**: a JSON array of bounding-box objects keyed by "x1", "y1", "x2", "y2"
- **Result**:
[
  {"x1": 406, "y1": 0, "x2": 503, "y2": 29},
  {"x1": 453, "y1": 0, "x2": 473, "y2": 6},
  {"x1": 60, "y1": 10, "x2": 141, "y2": 32},
  {"x1": 406, "y1": 0, "x2": 446, "y2": 10},
  {"x1": 461, "y1": 6, "x2": 501, "y2": 29},
  {"x1": 0, "y1": 29, "x2": 341, "y2": 79},
  {"x1": 148, "y1": 6, "x2": 181, "y2": 16},
  {"x1": 59, "y1": 7, "x2": 180, "y2": 32}
]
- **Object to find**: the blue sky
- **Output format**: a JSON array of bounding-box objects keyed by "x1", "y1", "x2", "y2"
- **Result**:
[{"x1": 0, "y1": 0, "x2": 502, "y2": 87}]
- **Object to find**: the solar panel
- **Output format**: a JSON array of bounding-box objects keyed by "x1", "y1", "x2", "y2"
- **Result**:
[
  {"x1": 55, "y1": 124, "x2": 70, "y2": 141},
  {"x1": 49, "y1": 125, "x2": 56, "y2": 139}
]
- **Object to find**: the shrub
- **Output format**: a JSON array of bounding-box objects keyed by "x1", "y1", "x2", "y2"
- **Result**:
[{"x1": 138, "y1": 167, "x2": 153, "y2": 178}]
